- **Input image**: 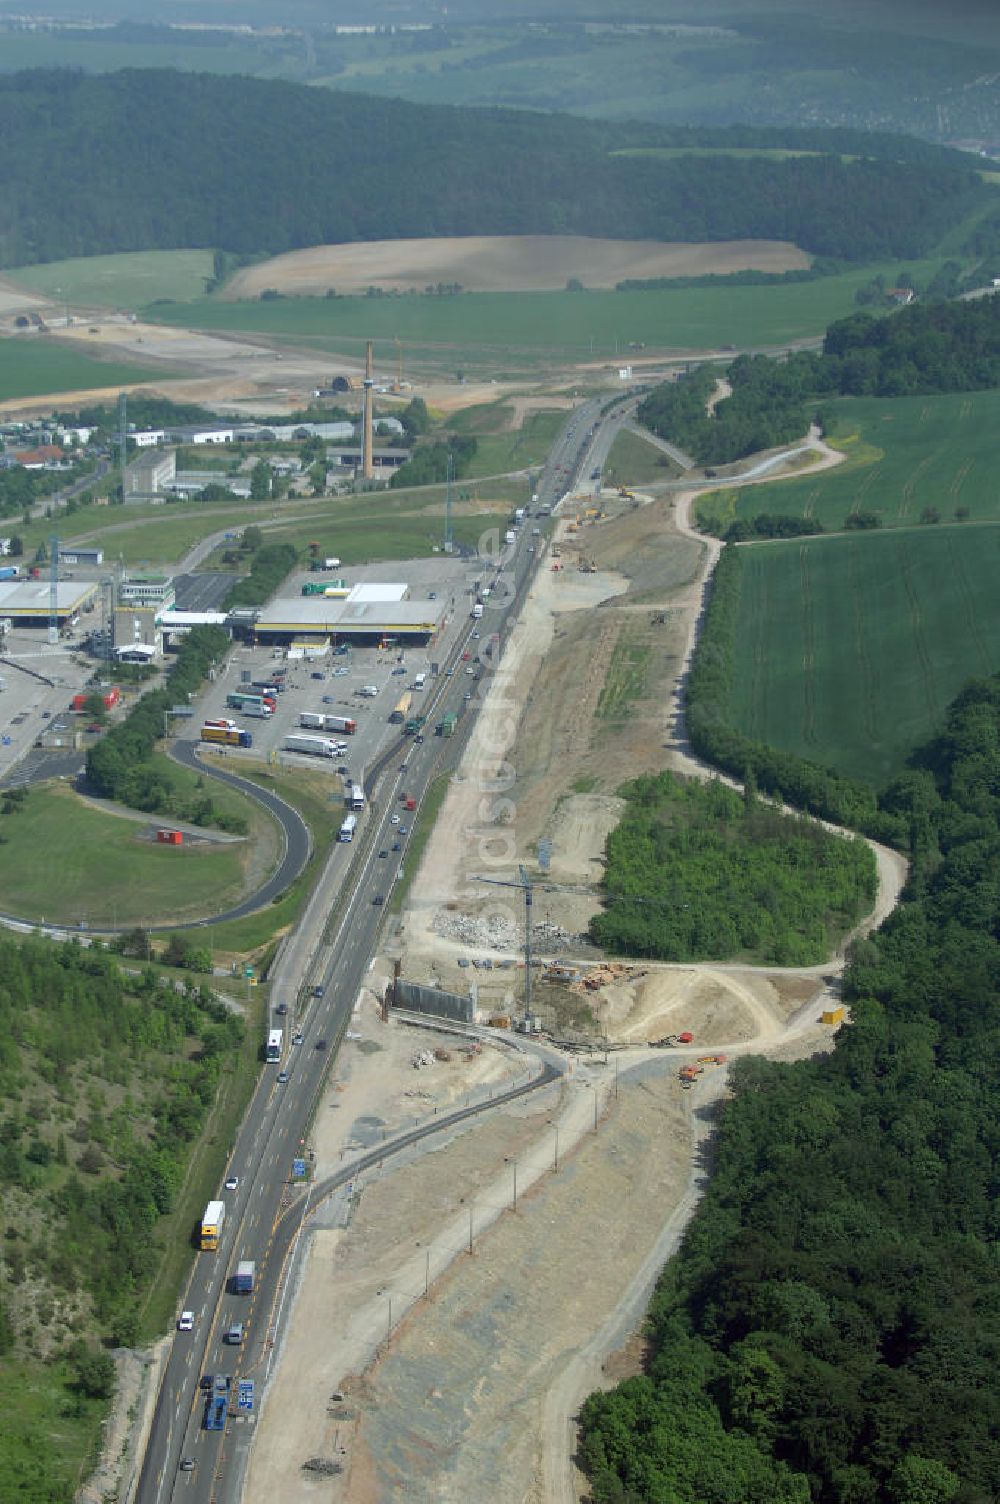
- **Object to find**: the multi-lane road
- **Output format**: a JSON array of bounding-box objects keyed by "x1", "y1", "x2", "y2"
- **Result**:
[{"x1": 133, "y1": 392, "x2": 620, "y2": 1504}]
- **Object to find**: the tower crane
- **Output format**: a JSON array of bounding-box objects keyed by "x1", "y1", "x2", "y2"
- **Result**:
[{"x1": 472, "y1": 867, "x2": 599, "y2": 1024}]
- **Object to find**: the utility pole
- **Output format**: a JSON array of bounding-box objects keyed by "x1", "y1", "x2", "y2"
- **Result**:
[
  {"x1": 117, "y1": 391, "x2": 127, "y2": 503},
  {"x1": 362, "y1": 340, "x2": 374, "y2": 481},
  {"x1": 48, "y1": 532, "x2": 59, "y2": 645}
]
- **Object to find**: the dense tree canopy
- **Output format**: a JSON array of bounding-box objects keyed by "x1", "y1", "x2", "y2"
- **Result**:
[
  {"x1": 581, "y1": 673, "x2": 1000, "y2": 1502},
  {"x1": 592, "y1": 771, "x2": 875, "y2": 965},
  {"x1": 0, "y1": 70, "x2": 987, "y2": 268}
]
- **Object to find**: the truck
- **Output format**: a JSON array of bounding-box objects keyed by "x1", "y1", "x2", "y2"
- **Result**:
[
  {"x1": 389, "y1": 692, "x2": 412, "y2": 724},
  {"x1": 302, "y1": 581, "x2": 328, "y2": 596},
  {"x1": 437, "y1": 712, "x2": 458, "y2": 738},
  {"x1": 236, "y1": 700, "x2": 272, "y2": 718},
  {"x1": 471, "y1": 603, "x2": 484, "y2": 619},
  {"x1": 0, "y1": 564, "x2": 18, "y2": 581},
  {"x1": 284, "y1": 733, "x2": 338, "y2": 758},
  {"x1": 204, "y1": 1392, "x2": 228, "y2": 1431},
  {"x1": 514, "y1": 507, "x2": 526, "y2": 523},
  {"x1": 339, "y1": 813, "x2": 357, "y2": 843},
  {"x1": 201, "y1": 1199, "x2": 226, "y2": 1251},
  {"x1": 504, "y1": 529, "x2": 516, "y2": 545},
  {"x1": 414, "y1": 673, "x2": 427, "y2": 691},
  {"x1": 235, "y1": 1260, "x2": 255, "y2": 1294},
  {"x1": 350, "y1": 781, "x2": 365, "y2": 810},
  {"x1": 201, "y1": 725, "x2": 253, "y2": 749},
  {"x1": 251, "y1": 680, "x2": 283, "y2": 695},
  {"x1": 404, "y1": 715, "x2": 426, "y2": 736},
  {"x1": 227, "y1": 692, "x2": 275, "y2": 713},
  {"x1": 299, "y1": 711, "x2": 326, "y2": 729},
  {"x1": 323, "y1": 714, "x2": 356, "y2": 734}
]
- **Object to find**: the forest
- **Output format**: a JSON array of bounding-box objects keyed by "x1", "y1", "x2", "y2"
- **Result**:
[
  {"x1": 0, "y1": 935, "x2": 243, "y2": 1500},
  {"x1": 591, "y1": 771, "x2": 875, "y2": 966},
  {"x1": 581, "y1": 673, "x2": 1000, "y2": 1503},
  {"x1": 0, "y1": 70, "x2": 988, "y2": 268}
]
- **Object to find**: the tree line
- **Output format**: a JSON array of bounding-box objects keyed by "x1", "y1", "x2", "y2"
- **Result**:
[
  {"x1": 85, "y1": 624, "x2": 247, "y2": 828},
  {"x1": 581, "y1": 671, "x2": 1000, "y2": 1503},
  {"x1": 640, "y1": 292, "x2": 1000, "y2": 466},
  {"x1": 0, "y1": 70, "x2": 987, "y2": 269}
]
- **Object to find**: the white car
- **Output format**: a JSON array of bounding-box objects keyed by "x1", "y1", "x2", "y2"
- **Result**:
[
  {"x1": 224, "y1": 1174, "x2": 239, "y2": 1191},
  {"x1": 178, "y1": 1310, "x2": 194, "y2": 1332},
  {"x1": 390, "y1": 813, "x2": 401, "y2": 825}
]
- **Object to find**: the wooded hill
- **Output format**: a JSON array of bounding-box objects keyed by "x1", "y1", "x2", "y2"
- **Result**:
[
  {"x1": 0, "y1": 70, "x2": 988, "y2": 268},
  {"x1": 581, "y1": 673, "x2": 1000, "y2": 1503}
]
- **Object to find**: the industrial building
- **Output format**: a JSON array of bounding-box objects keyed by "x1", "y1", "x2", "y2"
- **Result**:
[
  {"x1": 125, "y1": 449, "x2": 177, "y2": 499},
  {"x1": 252, "y1": 582, "x2": 442, "y2": 647},
  {"x1": 0, "y1": 578, "x2": 98, "y2": 627}
]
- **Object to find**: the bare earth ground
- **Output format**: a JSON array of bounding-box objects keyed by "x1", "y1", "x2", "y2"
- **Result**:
[
  {"x1": 226, "y1": 236, "x2": 811, "y2": 299},
  {"x1": 241, "y1": 427, "x2": 907, "y2": 1504}
]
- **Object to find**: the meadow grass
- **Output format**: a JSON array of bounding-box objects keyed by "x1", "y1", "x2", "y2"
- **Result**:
[
  {"x1": 730, "y1": 525, "x2": 1000, "y2": 785},
  {"x1": 604, "y1": 426, "x2": 681, "y2": 486},
  {"x1": 6, "y1": 250, "x2": 215, "y2": 310},
  {"x1": 143, "y1": 261, "x2": 950, "y2": 356},
  {"x1": 0, "y1": 782, "x2": 259, "y2": 926},
  {"x1": 0, "y1": 337, "x2": 158, "y2": 401},
  {"x1": 696, "y1": 390, "x2": 1000, "y2": 535}
]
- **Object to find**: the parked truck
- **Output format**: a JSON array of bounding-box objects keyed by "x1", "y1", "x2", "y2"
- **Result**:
[
  {"x1": 436, "y1": 712, "x2": 457, "y2": 738},
  {"x1": 323, "y1": 714, "x2": 356, "y2": 734},
  {"x1": 339, "y1": 813, "x2": 357, "y2": 843},
  {"x1": 350, "y1": 781, "x2": 365, "y2": 810},
  {"x1": 201, "y1": 725, "x2": 253, "y2": 749},
  {"x1": 201, "y1": 1199, "x2": 226, "y2": 1251},
  {"x1": 227, "y1": 692, "x2": 275, "y2": 714},
  {"x1": 284, "y1": 733, "x2": 338, "y2": 758},
  {"x1": 235, "y1": 1260, "x2": 255, "y2": 1294}
]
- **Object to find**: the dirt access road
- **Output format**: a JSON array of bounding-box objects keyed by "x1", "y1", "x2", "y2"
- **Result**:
[{"x1": 240, "y1": 423, "x2": 906, "y2": 1504}]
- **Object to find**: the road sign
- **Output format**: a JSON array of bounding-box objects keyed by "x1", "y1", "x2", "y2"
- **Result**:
[
  {"x1": 238, "y1": 1380, "x2": 254, "y2": 1412},
  {"x1": 244, "y1": 965, "x2": 254, "y2": 977},
  {"x1": 292, "y1": 1158, "x2": 306, "y2": 1179}
]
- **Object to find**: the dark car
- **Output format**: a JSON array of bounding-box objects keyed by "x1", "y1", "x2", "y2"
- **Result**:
[
  {"x1": 200, "y1": 1374, "x2": 214, "y2": 1391},
  {"x1": 378, "y1": 849, "x2": 388, "y2": 858},
  {"x1": 372, "y1": 894, "x2": 384, "y2": 906},
  {"x1": 312, "y1": 984, "x2": 324, "y2": 998},
  {"x1": 391, "y1": 841, "x2": 401, "y2": 852},
  {"x1": 311, "y1": 671, "x2": 325, "y2": 680},
  {"x1": 316, "y1": 1038, "x2": 328, "y2": 1050},
  {"x1": 322, "y1": 695, "x2": 335, "y2": 704}
]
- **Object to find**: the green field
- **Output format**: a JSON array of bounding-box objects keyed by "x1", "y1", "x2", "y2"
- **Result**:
[
  {"x1": 6, "y1": 250, "x2": 215, "y2": 310},
  {"x1": 0, "y1": 783, "x2": 262, "y2": 926},
  {"x1": 143, "y1": 262, "x2": 948, "y2": 359},
  {"x1": 731, "y1": 526, "x2": 1000, "y2": 784},
  {"x1": 604, "y1": 426, "x2": 681, "y2": 486},
  {"x1": 0, "y1": 337, "x2": 158, "y2": 401},
  {"x1": 697, "y1": 390, "x2": 1000, "y2": 535}
]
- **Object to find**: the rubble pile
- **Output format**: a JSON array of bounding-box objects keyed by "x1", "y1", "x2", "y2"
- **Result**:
[{"x1": 432, "y1": 910, "x2": 583, "y2": 950}]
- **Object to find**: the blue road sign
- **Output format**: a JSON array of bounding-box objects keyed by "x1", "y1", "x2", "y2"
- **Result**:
[
  {"x1": 238, "y1": 1380, "x2": 254, "y2": 1412},
  {"x1": 292, "y1": 1158, "x2": 306, "y2": 1179}
]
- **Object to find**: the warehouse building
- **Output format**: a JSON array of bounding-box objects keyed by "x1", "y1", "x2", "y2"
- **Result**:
[
  {"x1": 0, "y1": 578, "x2": 98, "y2": 627},
  {"x1": 253, "y1": 582, "x2": 442, "y2": 647}
]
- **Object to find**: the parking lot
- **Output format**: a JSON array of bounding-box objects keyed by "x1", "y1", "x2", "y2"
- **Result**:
[
  {"x1": 0, "y1": 626, "x2": 104, "y2": 786},
  {"x1": 180, "y1": 553, "x2": 483, "y2": 788}
]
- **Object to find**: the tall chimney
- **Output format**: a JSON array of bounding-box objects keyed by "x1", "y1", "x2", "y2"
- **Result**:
[{"x1": 362, "y1": 339, "x2": 374, "y2": 481}]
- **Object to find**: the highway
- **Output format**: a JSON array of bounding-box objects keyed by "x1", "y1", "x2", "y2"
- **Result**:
[{"x1": 133, "y1": 391, "x2": 621, "y2": 1504}]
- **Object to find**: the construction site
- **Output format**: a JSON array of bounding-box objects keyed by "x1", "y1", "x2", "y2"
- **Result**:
[{"x1": 235, "y1": 432, "x2": 908, "y2": 1504}]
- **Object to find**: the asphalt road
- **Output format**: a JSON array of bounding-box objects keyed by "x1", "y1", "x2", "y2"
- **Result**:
[{"x1": 133, "y1": 392, "x2": 620, "y2": 1504}]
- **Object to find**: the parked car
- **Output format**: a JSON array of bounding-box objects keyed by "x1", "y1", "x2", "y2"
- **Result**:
[{"x1": 311, "y1": 670, "x2": 325, "y2": 680}]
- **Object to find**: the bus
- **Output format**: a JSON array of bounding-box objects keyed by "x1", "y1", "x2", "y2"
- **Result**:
[{"x1": 265, "y1": 1028, "x2": 282, "y2": 1063}]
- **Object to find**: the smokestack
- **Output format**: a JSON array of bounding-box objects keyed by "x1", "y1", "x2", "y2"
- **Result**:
[{"x1": 362, "y1": 339, "x2": 374, "y2": 481}]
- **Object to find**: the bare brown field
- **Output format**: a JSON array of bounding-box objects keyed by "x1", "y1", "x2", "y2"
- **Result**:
[{"x1": 225, "y1": 235, "x2": 811, "y2": 298}]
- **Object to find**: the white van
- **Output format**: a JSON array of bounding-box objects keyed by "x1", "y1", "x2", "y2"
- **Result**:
[
  {"x1": 414, "y1": 673, "x2": 427, "y2": 690},
  {"x1": 361, "y1": 685, "x2": 378, "y2": 697}
]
